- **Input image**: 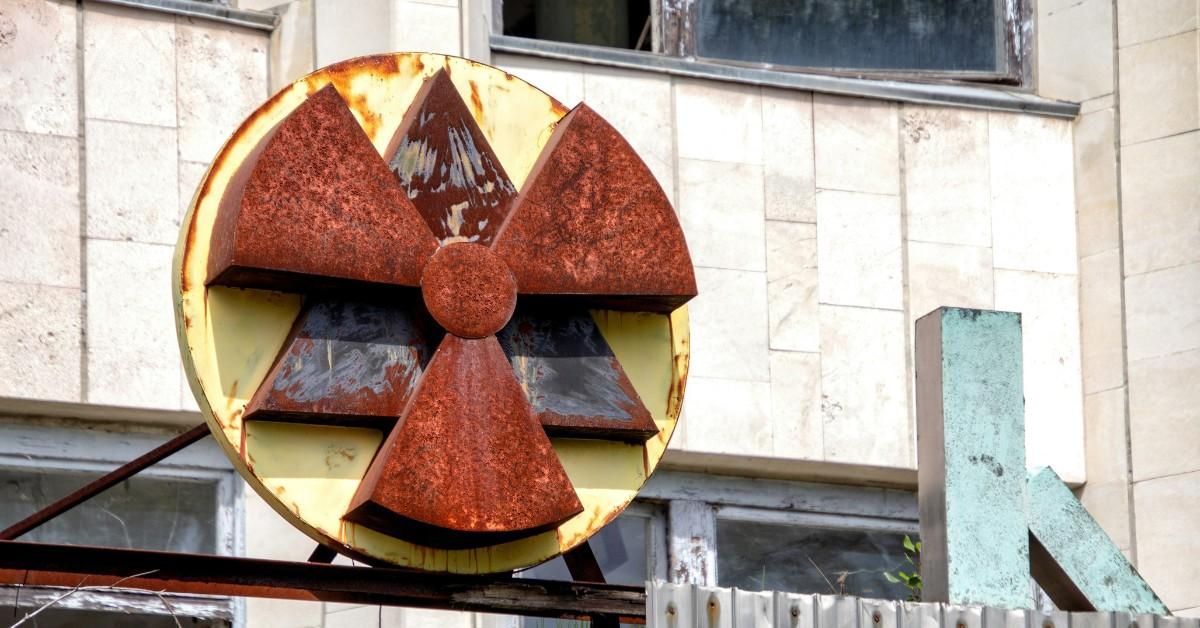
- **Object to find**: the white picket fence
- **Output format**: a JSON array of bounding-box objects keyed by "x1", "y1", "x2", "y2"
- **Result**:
[{"x1": 646, "y1": 583, "x2": 1195, "y2": 628}]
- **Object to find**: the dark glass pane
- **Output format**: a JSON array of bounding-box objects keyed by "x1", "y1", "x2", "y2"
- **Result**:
[
  {"x1": 503, "y1": 0, "x2": 652, "y2": 50},
  {"x1": 519, "y1": 513, "x2": 649, "y2": 585},
  {"x1": 519, "y1": 513, "x2": 650, "y2": 627},
  {"x1": 7, "y1": 608, "x2": 227, "y2": 627},
  {"x1": 0, "y1": 468, "x2": 218, "y2": 553},
  {"x1": 717, "y1": 519, "x2": 912, "y2": 599},
  {"x1": 696, "y1": 0, "x2": 1003, "y2": 73}
]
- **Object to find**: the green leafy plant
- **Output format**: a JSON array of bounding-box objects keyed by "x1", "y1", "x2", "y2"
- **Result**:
[{"x1": 883, "y1": 535, "x2": 922, "y2": 602}]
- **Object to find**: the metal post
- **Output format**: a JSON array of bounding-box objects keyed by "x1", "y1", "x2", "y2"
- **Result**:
[{"x1": 915, "y1": 307, "x2": 1031, "y2": 609}]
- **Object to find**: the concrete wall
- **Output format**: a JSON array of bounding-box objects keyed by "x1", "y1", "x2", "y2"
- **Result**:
[{"x1": 1037, "y1": 0, "x2": 1200, "y2": 615}]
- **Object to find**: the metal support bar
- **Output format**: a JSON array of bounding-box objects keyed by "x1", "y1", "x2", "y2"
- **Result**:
[
  {"x1": 308, "y1": 544, "x2": 338, "y2": 564},
  {"x1": 0, "y1": 540, "x2": 646, "y2": 621},
  {"x1": 563, "y1": 542, "x2": 621, "y2": 628},
  {"x1": 0, "y1": 423, "x2": 210, "y2": 541}
]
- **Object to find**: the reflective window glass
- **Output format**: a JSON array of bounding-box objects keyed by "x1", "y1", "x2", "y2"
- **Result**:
[
  {"x1": 717, "y1": 518, "x2": 913, "y2": 599},
  {"x1": 0, "y1": 468, "x2": 218, "y2": 553}
]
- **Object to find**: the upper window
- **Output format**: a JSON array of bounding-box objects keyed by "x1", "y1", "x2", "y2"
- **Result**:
[{"x1": 499, "y1": 0, "x2": 1024, "y2": 83}]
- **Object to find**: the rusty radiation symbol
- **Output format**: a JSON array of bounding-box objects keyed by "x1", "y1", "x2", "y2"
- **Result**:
[{"x1": 176, "y1": 54, "x2": 695, "y2": 566}]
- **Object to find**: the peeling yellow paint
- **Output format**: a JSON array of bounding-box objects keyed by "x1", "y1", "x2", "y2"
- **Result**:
[{"x1": 172, "y1": 53, "x2": 689, "y2": 574}]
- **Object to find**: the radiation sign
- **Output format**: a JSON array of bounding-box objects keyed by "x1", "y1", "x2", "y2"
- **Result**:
[{"x1": 173, "y1": 53, "x2": 695, "y2": 573}]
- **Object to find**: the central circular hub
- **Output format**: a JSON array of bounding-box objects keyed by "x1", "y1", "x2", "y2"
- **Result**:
[{"x1": 421, "y1": 243, "x2": 517, "y2": 338}]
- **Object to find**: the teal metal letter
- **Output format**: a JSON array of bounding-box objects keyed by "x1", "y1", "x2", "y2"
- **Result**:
[
  {"x1": 1027, "y1": 467, "x2": 1168, "y2": 614},
  {"x1": 915, "y1": 307, "x2": 1032, "y2": 609}
]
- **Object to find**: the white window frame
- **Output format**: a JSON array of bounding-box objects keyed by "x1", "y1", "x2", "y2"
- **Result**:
[{"x1": 0, "y1": 419, "x2": 242, "y2": 626}]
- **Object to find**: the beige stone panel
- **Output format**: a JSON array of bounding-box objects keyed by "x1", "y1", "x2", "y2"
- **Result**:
[
  {"x1": 0, "y1": 0, "x2": 77, "y2": 136},
  {"x1": 0, "y1": 130, "x2": 80, "y2": 288},
  {"x1": 326, "y1": 604, "x2": 382, "y2": 628},
  {"x1": 994, "y1": 269, "x2": 1085, "y2": 482},
  {"x1": 815, "y1": 190, "x2": 902, "y2": 310},
  {"x1": 1125, "y1": 262, "x2": 1200, "y2": 362},
  {"x1": 583, "y1": 66, "x2": 675, "y2": 202},
  {"x1": 688, "y1": 267, "x2": 770, "y2": 381},
  {"x1": 818, "y1": 305, "x2": 910, "y2": 468},
  {"x1": 766, "y1": 220, "x2": 818, "y2": 352},
  {"x1": 813, "y1": 94, "x2": 899, "y2": 195},
  {"x1": 1080, "y1": 94, "x2": 1116, "y2": 115},
  {"x1": 1118, "y1": 30, "x2": 1200, "y2": 146},
  {"x1": 1078, "y1": 481, "x2": 1131, "y2": 551},
  {"x1": 177, "y1": 19, "x2": 268, "y2": 163},
  {"x1": 494, "y1": 54, "x2": 584, "y2": 108},
  {"x1": 86, "y1": 239, "x2": 181, "y2": 409},
  {"x1": 269, "y1": 0, "x2": 315, "y2": 94},
  {"x1": 679, "y1": 376, "x2": 772, "y2": 456},
  {"x1": 1084, "y1": 387, "x2": 1130, "y2": 485},
  {"x1": 1080, "y1": 249, "x2": 1126, "y2": 394},
  {"x1": 1117, "y1": 0, "x2": 1198, "y2": 47},
  {"x1": 675, "y1": 78, "x2": 763, "y2": 165},
  {"x1": 902, "y1": 107, "x2": 991, "y2": 247},
  {"x1": 0, "y1": 282, "x2": 81, "y2": 402},
  {"x1": 1074, "y1": 108, "x2": 1120, "y2": 258},
  {"x1": 1036, "y1": 0, "x2": 1114, "y2": 102},
  {"x1": 85, "y1": 119, "x2": 180, "y2": 245},
  {"x1": 178, "y1": 160, "x2": 208, "y2": 220},
  {"x1": 313, "y1": 0, "x2": 390, "y2": 66},
  {"x1": 762, "y1": 87, "x2": 815, "y2": 222},
  {"x1": 383, "y1": 608, "x2": 475, "y2": 627},
  {"x1": 1133, "y1": 471, "x2": 1200, "y2": 610},
  {"x1": 1120, "y1": 130, "x2": 1200, "y2": 276},
  {"x1": 989, "y1": 113, "x2": 1077, "y2": 274},
  {"x1": 246, "y1": 598, "x2": 324, "y2": 628},
  {"x1": 1129, "y1": 347, "x2": 1200, "y2": 481},
  {"x1": 392, "y1": 1, "x2": 461, "y2": 56},
  {"x1": 769, "y1": 350, "x2": 822, "y2": 460},
  {"x1": 906, "y1": 241, "x2": 993, "y2": 330},
  {"x1": 679, "y1": 159, "x2": 766, "y2": 272},
  {"x1": 83, "y1": 4, "x2": 176, "y2": 127}
]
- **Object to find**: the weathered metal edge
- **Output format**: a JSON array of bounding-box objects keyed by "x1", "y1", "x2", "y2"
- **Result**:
[
  {"x1": 88, "y1": 0, "x2": 278, "y2": 31},
  {"x1": 490, "y1": 35, "x2": 1081, "y2": 120}
]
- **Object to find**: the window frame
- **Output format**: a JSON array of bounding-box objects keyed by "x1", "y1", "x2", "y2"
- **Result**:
[
  {"x1": 496, "y1": 0, "x2": 1032, "y2": 86},
  {"x1": 0, "y1": 420, "x2": 242, "y2": 626},
  {"x1": 640, "y1": 470, "x2": 919, "y2": 589}
]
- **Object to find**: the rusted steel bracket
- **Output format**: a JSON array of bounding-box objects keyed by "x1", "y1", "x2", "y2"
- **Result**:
[
  {"x1": 0, "y1": 423, "x2": 210, "y2": 541},
  {"x1": 0, "y1": 540, "x2": 646, "y2": 622}
]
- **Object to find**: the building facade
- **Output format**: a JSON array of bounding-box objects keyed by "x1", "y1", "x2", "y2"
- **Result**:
[{"x1": 0, "y1": 0, "x2": 1195, "y2": 625}]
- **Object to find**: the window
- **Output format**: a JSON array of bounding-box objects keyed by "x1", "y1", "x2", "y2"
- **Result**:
[
  {"x1": 519, "y1": 502, "x2": 666, "y2": 586},
  {"x1": 498, "y1": 0, "x2": 1025, "y2": 83},
  {"x1": 0, "y1": 421, "x2": 240, "y2": 627},
  {"x1": 716, "y1": 509, "x2": 915, "y2": 599}
]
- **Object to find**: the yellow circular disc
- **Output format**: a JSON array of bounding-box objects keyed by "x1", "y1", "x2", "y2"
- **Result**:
[{"x1": 172, "y1": 53, "x2": 690, "y2": 573}]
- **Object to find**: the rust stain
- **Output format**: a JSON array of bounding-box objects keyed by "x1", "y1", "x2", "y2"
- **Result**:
[
  {"x1": 550, "y1": 100, "x2": 570, "y2": 118},
  {"x1": 468, "y1": 80, "x2": 484, "y2": 122}
]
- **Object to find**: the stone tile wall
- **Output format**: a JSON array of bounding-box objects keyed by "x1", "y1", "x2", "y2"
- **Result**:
[
  {"x1": 491, "y1": 53, "x2": 1084, "y2": 481},
  {"x1": 1038, "y1": 0, "x2": 1200, "y2": 613}
]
